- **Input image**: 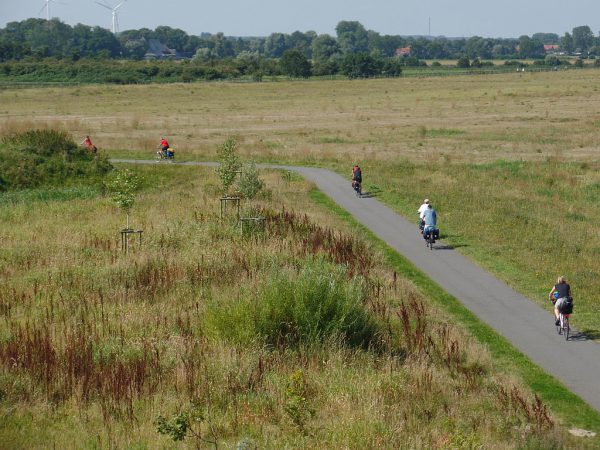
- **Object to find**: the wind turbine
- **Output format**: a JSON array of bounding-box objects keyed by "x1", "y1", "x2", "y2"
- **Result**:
[
  {"x1": 95, "y1": 0, "x2": 127, "y2": 34},
  {"x1": 39, "y1": 0, "x2": 66, "y2": 21}
]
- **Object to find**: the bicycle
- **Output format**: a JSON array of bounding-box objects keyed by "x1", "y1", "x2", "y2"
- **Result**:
[
  {"x1": 155, "y1": 148, "x2": 175, "y2": 162},
  {"x1": 423, "y1": 226, "x2": 438, "y2": 250},
  {"x1": 352, "y1": 180, "x2": 362, "y2": 197},
  {"x1": 556, "y1": 312, "x2": 570, "y2": 340},
  {"x1": 552, "y1": 295, "x2": 573, "y2": 341}
]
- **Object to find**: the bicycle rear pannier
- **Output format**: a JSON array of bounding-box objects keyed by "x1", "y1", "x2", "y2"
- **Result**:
[{"x1": 560, "y1": 298, "x2": 574, "y2": 314}]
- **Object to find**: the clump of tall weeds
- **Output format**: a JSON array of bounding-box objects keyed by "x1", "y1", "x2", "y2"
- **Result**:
[{"x1": 205, "y1": 259, "x2": 382, "y2": 350}]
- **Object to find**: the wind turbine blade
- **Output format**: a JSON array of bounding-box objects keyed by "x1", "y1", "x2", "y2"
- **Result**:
[
  {"x1": 114, "y1": 2, "x2": 125, "y2": 11},
  {"x1": 95, "y1": 1, "x2": 112, "y2": 10},
  {"x1": 38, "y1": 4, "x2": 47, "y2": 15}
]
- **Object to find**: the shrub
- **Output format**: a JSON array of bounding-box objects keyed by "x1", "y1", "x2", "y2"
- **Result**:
[
  {"x1": 206, "y1": 259, "x2": 380, "y2": 349},
  {"x1": 340, "y1": 53, "x2": 381, "y2": 79},
  {"x1": 280, "y1": 49, "x2": 311, "y2": 78},
  {"x1": 381, "y1": 58, "x2": 403, "y2": 76},
  {"x1": 0, "y1": 129, "x2": 112, "y2": 190},
  {"x1": 311, "y1": 59, "x2": 339, "y2": 76},
  {"x1": 236, "y1": 161, "x2": 264, "y2": 199},
  {"x1": 457, "y1": 56, "x2": 470, "y2": 68},
  {"x1": 6, "y1": 129, "x2": 78, "y2": 157}
]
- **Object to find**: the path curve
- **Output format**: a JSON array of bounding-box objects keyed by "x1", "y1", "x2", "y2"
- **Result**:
[{"x1": 114, "y1": 159, "x2": 600, "y2": 413}]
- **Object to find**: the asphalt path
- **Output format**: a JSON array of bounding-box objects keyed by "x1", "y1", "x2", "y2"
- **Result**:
[{"x1": 114, "y1": 159, "x2": 600, "y2": 413}]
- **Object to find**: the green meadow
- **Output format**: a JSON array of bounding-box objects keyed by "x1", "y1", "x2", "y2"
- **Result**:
[{"x1": 2, "y1": 70, "x2": 600, "y2": 447}]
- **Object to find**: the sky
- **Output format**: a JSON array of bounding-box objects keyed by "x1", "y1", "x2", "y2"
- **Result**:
[{"x1": 1, "y1": 0, "x2": 599, "y2": 38}]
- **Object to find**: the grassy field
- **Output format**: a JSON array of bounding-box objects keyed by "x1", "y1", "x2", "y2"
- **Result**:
[
  {"x1": 2, "y1": 69, "x2": 600, "y2": 330},
  {"x1": 1, "y1": 69, "x2": 599, "y2": 164},
  {"x1": 2, "y1": 70, "x2": 600, "y2": 445},
  {"x1": 1, "y1": 164, "x2": 587, "y2": 447}
]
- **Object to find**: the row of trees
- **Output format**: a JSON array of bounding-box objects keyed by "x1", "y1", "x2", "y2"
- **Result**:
[
  {"x1": 0, "y1": 51, "x2": 410, "y2": 82},
  {"x1": 2, "y1": 19, "x2": 600, "y2": 63}
]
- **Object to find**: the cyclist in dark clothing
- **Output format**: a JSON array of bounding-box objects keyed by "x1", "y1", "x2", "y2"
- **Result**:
[
  {"x1": 548, "y1": 276, "x2": 571, "y2": 326},
  {"x1": 351, "y1": 165, "x2": 362, "y2": 192}
]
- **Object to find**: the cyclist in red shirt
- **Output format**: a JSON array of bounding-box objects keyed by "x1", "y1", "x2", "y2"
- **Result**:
[
  {"x1": 80, "y1": 135, "x2": 97, "y2": 154},
  {"x1": 160, "y1": 137, "x2": 169, "y2": 152}
]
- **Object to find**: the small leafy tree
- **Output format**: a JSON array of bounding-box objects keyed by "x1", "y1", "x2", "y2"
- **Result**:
[
  {"x1": 236, "y1": 161, "x2": 264, "y2": 199},
  {"x1": 280, "y1": 49, "x2": 311, "y2": 78},
  {"x1": 216, "y1": 137, "x2": 241, "y2": 196},
  {"x1": 457, "y1": 56, "x2": 470, "y2": 68},
  {"x1": 155, "y1": 405, "x2": 217, "y2": 447},
  {"x1": 340, "y1": 52, "x2": 381, "y2": 78},
  {"x1": 105, "y1": 169, "x2": 141, "y2": 229}
]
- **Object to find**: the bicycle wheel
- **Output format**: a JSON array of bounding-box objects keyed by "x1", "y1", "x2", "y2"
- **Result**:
[
  {"x1": 556, "y1": 316, "x2": 562, "y2": 335},
  {"x1": 428, "y1": 233, "x2": 434, "y2": 250},
  {"x1": 564, "y1": 317, "x2": 570, "y2": 341}
]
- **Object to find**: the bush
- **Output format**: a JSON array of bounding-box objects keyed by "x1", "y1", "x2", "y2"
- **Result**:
[
  {"x1": 280, "y1": 49, "x2": 311, "y2": 78},
  {"x1": 403, "y1": 56, "x2": 424, "y2": 67},
  {"x1": 236, "y1": 161, "x2": 264, "y2": 199},
  {"x1": 311, "y1": 59, "x2": 339, "y2": 76},
  {"x1": 381, "y1": 58, "x2": 403, "y2": 76},
  {"x1": 340, "y1": 53, "x2": 381, "y2": 79},
  {"x1": 0, "y1": 129, "x2": 112, "y2": 190},
  {"x1": 457, "y1": 56, "x2": 470, "y2": 68},
  {"x1": 206, "y1": 260, "x2": 380, "y2": 349},
  {"x1": 7, "y1": 129, "x2": 78, "y2": 157}
]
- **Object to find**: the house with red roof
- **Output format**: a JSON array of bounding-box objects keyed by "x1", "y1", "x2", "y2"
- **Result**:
[{"x1": 395, "y1": 47, "x2": 412, "y2": 57}]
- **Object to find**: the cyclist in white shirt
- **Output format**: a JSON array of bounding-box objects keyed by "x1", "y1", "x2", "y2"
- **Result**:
[{"x1": 417, "y1": 198, "x2": 430, "y2": 232}]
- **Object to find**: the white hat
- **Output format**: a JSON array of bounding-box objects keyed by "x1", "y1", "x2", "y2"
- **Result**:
[{"x1": 424, "y1": 199, "x2": 430, "y2": 203}]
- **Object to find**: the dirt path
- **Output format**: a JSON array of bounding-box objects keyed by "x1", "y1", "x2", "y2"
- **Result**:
[{"x1": 114, "y1": 159, "x2": 600, "y2": 413}]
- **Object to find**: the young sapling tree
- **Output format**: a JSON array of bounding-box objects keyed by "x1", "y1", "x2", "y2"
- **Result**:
[
  {"x1": 236, "y1": 161, "x2": 264, "y2": 200},
  {"x1": 216, "y1": 137, "x2": 242, "y2": 196},
  {"x1": 105, "y1": 168, "x2": 141, "y2": 230}
]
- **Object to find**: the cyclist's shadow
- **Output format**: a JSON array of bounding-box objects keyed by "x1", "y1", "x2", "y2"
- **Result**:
[{"x1": 567, "y1": 330, "x2": 598, "y2": 341}]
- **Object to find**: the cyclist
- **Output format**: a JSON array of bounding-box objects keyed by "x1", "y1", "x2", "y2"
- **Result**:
[
  {"x1": 417, "y1": 198, "x2": 430, "y2": 232},
  {"x1": 422, "y1": 203, "x2": 439, "y2": 241},
  {"x1": 80, "y1": 135, "x2": 97, "y2": 154},
  {"x1": 351, "y1": 165, "x2": 362, "y2": 191},
  {"x1": 159, "y1": 137, "x2": 170, "y2": 157},
  {"x1": 548, "y1": 276, "x2": 572, "y2": 326}
]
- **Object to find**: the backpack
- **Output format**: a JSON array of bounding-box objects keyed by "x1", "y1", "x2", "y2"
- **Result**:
[{"x1": 560, "y1": 297, "x2": 574, "y2": 314}]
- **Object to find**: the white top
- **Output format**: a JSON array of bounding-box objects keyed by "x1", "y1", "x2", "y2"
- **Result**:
[{"x1": 417, "y1": 203, "x2": 429, "y2": 219}]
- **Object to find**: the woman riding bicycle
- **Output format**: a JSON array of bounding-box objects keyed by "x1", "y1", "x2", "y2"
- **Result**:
[
  {"x1": 351, "y1": 165, "x2": 362, "y2": 188},
  {"x1": 548, "y1": 276, "x2": 572, "y2": 326}
]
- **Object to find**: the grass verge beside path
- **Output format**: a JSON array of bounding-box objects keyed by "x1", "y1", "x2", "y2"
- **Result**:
[{"x1": 309, "y1": 188, "x2": 600, "y2": 436}]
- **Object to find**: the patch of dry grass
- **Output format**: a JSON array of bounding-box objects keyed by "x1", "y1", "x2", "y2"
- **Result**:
[{"x1": 2, "y1": 70, "x2": 600, "y2": 163}]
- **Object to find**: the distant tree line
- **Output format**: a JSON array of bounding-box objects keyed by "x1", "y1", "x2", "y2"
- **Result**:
[{"x1": 1, "y1": 19, "x2": 599, "y2": 81}]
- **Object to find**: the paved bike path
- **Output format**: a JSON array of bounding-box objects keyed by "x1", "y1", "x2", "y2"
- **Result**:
[{"x1": 115, "y1": 159, "x2": 600, "y2": 413}]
